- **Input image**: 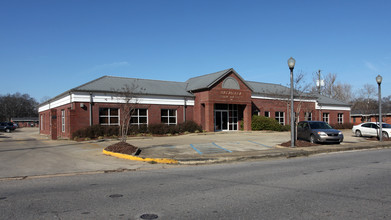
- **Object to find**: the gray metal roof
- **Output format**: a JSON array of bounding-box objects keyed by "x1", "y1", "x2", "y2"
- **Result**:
[
  {"x1": 39, "y1": 69, "x2": 350, "y2": 108},
  {"x1": 315, "y1": 94, "x2": 350, "y2": 106},
  {"x1": 186, "y1": 68, "x2": 253, "y2": 92},
  {"x1": 247, "y1": 81, "x2": 315, "y2": 99},
  {"x1": 11, "y1": 117, "x2": 39, "y2": 122},
  {"x1": 73, "y1": 76, "x2": 193, "y2": 97},
  {"x1": 247, "y1": 81, "x2": 291, "y2": 96}
]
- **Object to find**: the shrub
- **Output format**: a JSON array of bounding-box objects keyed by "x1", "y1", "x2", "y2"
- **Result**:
[
  {"x1": 72, "y1": 125, "x2": 119, "y2": 139},
  {"x1": 72, "y1": 121, "x2": 202, "y2": 139},
  {"x1": 148, "y1": 123, "x2": 170, "y2": 135},
  {"x1": 128, "y1": 124, "x2": 148, "y2": 134},
  {"x1": 281, "y1": 124, "x2": 291, "y2": 131},
  {"x1": 252, "y1": 115, "x2": 284, "y2": 131},
  {"x1": 330, "y1": 123, "x2": 353, "y2": 129},
  {"x1": 177, "y1": 121, "x2": 202, "y2": 133}
]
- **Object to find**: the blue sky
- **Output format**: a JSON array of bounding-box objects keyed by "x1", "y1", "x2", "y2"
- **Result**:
[{"x1": 1, "y1": 0, "x2": 390, "y2": 102}]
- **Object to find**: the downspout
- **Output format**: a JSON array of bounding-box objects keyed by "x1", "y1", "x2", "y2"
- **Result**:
[
  {"x1": 184, "y1": 98, "x2": 187, "y2": 122},
  {"x1": 89, "y1": 92, "x2": 93, "y2": 126}
]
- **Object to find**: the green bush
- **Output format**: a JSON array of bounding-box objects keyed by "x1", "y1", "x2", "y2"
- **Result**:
[
  {"x1": 72, "y1": 120, "x2": 202, "y2": 139},
  {"x1": 148, "y1": 123, "x2": 170, "y2": 135},
  {"x1": 251, "y1": 115, "x2": 288, "y2": 131},
  {"x1": 177, "y1": 121, "x2": 202, "y2": 133},
  {"x1": 128, "y1": 124, "x2": 148, "y2": 134},
  {"x1": 330, "y1": 123, "x2": 353, "y2": 129},
  {"x1": 72, "y1": 125, "x2": 119, "y2": 139}
]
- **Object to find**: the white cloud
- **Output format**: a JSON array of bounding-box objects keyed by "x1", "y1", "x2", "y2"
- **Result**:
[{"x1": 364, "y1": 61, "x2": 378, "y2": 71}]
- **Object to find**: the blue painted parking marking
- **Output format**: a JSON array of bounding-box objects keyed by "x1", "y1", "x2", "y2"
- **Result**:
[
  {"x1": 212, "y1": 142, "x2": 232, "y2": 153},
  {"x1": 248, "y1": 141, "x2": 272, "y2": 148},
  {"x1": 190, "y1": 144, "x2": 203, "y2": 155},
  {"x1": 190, "y1": 143, "x2": 233, "y2": 155}
]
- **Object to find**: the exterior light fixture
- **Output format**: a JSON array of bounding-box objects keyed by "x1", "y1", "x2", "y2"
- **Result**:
[
  {"x1": 288, "y1": 57, "x2": 295, "y2": 147},
  {"x1": 376, "y1": 75, "x2": 383, "y2": 141}
]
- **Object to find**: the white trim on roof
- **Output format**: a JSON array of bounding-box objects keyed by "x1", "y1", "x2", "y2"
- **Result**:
[
  {"x1": 38, "y1": 92, "x2": 194, "y2": 112},
  {"x1": 315, "y1": 102, "x2": 351, "y2": 111},
  {"x1": 251, "y1": 95, "x2": 316, "y2": 103}
]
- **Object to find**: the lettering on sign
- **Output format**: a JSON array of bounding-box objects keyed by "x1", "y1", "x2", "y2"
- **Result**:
[{"x1": 220, "y1": 90, "x2": 242, "y2": 100}]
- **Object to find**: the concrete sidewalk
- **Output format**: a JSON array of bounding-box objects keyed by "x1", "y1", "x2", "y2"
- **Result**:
[{"x1": 94, "y1": 130, "x2": 391, "y2": 164}]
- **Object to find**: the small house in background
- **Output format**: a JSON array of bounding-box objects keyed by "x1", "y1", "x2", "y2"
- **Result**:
[
  {"x1": 11, "y1": 117, "x2": 39, "y2": 127},
  {"x1": 350, "y1": 110, "x2": 391, "y2": 125}
]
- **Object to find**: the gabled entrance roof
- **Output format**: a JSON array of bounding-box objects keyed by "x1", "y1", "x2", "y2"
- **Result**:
[{"x1": 186, "y1": 68, "x2": 254, "y2": 92}]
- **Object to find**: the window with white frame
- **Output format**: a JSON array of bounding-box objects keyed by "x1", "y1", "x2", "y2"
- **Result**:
[
  {"x1": 323, "y1": 113, "x2": 329, "y2": 123},
  {"x1": 99, "y1": 108, "x2": 119, "y2": 125},
  {"x1": 161, "y1": 109, "x2": 177, "y2": 125},
  {"x1": 305, "y1": 112, "x2": 312, "y2": 121},
  {"x1": 131, "y1": 109, "x2": 148, "y2": 126},
  {"x1": 338, "y1": 113, "x2": 343, "y2": 124},
  {"x1": 275, "y1": 111, "x2": 285, "y2": 125},
  {"x1": 265, "y1": 111, "x2": 270, "y2": 117},
  {"x1": 61, "y1": 110, "x2": 65, "y2": 132}
]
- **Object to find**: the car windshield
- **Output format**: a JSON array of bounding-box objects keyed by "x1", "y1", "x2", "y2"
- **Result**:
[{"x1": 309, "y1": 122, "x2": 332, "y2": 129}]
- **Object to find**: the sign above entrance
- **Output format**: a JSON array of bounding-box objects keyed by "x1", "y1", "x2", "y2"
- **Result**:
[{"x1": 220, "y1": 90, "x2": 242, "y2": 101}]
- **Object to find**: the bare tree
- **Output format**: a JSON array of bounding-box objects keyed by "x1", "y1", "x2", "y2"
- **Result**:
[
  {"x1": 0, "y1": 93, "x2": 38, "y2": 121},
  {"x1": 351, "y1": 83, "x2": 378, "y2": 115},
  {"x1": 310, "y1": 72, "x2": 353, "y2": 103},
  {"x1": 333, "y1": 83, "x2": 353, "y2": 103},
  {"x1": 270, "y1": 71, "x2": 313, "y2": 143},
  {"x1": 112, "y1": 84, "x2": 143, "y2": 143}
]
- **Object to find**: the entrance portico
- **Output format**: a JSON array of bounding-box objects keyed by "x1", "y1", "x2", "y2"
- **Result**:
[{"x1": 187, "y1": 69, "x2": 253, "y2": 132}]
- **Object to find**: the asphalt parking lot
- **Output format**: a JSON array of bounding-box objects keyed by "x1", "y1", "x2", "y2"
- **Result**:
[
  {"x1": 0, "y1": 128, "x2": 166, "y2": 179},
  {"x1": 0, "y1": 127, "x2": 382, "y2": 179},
  {"x1": 97, "y1": 128, "x2": 372, "y2": 159}
]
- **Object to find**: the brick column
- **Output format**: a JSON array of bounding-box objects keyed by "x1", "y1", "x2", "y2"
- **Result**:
[
  {"x1": 243, "y1": 103, "x2": 252, "y2": 131},
  {"x1": 205, "y1": 102, "x2": 214, "y2": 132},
  {"x1": 50, "y1": 109, "x2": 57, "y2": 140}
]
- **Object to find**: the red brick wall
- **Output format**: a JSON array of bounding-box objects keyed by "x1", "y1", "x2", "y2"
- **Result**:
[
  {"x1": 351, "y1": 115, "x2": 391, "y2": 125},
  {"x1": 192, "y1": 72, "x2": 253, "y2": 131},
  {"x1": 252, "y1": 98, "x2": 350, "y2": 125},
  {"x1": 40, "y1": 102, "x2": 194, "y2": 139},
  {"x1": 39, "y1": 110, "x2": 51, "y2": 135}
]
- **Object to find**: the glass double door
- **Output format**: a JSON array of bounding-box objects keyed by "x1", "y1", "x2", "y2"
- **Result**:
[
  {"x1": 214, "y1": 104, "x2": 238, "y2": 131},
  {"x1": 215, "y1": 110, "x2": 229, "y2": 131}
]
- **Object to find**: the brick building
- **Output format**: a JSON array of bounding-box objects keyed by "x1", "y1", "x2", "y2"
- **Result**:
[
  {"x1": 351, "y1": 111, "x2": 391, "y2": 125},
  {"x1": 38, "y1": 68, "x2": 351, "y2": 139}
]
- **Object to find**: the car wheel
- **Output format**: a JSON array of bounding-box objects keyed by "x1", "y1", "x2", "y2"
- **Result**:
[
  {"x1": 310, "y1": 135, "x2": 316, "y2": 144},
  {"x1": 355, "y1": 130, "x2": 362, "y2": 137},
  {"x1": 382, "y1": 132, "x2": 389, "y2": 139},
  {"x1": 5, "y1": 128, "x2": 10, "y2": 133}
]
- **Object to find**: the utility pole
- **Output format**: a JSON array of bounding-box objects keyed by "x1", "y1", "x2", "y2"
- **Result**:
[{"x1": 316, "y1": 70, "x2": 322, "y2": 94}]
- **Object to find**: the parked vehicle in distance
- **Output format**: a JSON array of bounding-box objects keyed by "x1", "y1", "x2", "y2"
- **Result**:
[
  {"x1": 0, "y1": 122, "x2": 16, "y2": 133},
  {"x1": 297, "y1": 121, "x2": 344, "y2": 144},
  {"x1": 352, "y1": 122, "x2": 391, "y2": 139}
]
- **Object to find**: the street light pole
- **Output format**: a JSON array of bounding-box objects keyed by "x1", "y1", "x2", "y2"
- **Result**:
[
  {"x1": 376, "y1": 75, "x2": 383, "y2": 141},
  {"x1": 288, "y1": 57, "x2": 296, "y2": 148}
]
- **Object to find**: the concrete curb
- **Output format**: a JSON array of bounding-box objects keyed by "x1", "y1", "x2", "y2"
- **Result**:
[
  {"x1": 102, "y1": 149, "x2": 179, "y2": 164},
  {"x1": 103, "y1": 142, "x2": 391, "y2": 165},
  {"x1": 174, "y1": 143, "x2": 391, "y2": 165}
]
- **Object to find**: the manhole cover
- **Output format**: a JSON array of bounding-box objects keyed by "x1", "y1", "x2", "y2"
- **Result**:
[
  {"x1": 0, "y1": 197, "x2": 7, "y2": 200},
  {"x1": 109, "y1": 194, "x2": 123, "y2": 198},
  {"x1": 140, "y1": 213, "x2": 158, "y2": 219}
]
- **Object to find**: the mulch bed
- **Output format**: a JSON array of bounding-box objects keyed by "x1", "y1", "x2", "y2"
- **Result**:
[
  {"x1": 366, "y1": 137, "x2": 391, "y2": 141},
  {"x1": 104, "y1": 142, "x2": 139, "y2": 155},
  {"x1": 280, "y1": 140, "x2": 319, "y2": 147}
]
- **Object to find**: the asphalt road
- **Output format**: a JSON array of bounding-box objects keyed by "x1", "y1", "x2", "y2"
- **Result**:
[{"x1": 1, "y1": 148, "x2": 390, "y2": 219}]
